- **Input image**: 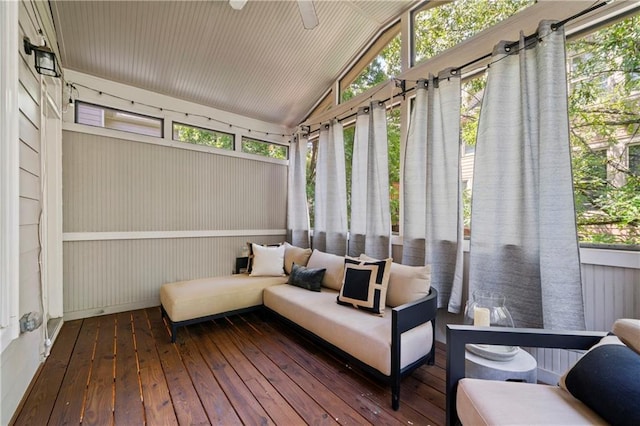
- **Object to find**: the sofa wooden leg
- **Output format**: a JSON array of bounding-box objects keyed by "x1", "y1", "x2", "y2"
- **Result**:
[
  {"x1": 392, "y1": 386, "x2": 400, "y2": 410},
  {"x1": 171, "y1": 325, "x2": 177, "y2": 343}
]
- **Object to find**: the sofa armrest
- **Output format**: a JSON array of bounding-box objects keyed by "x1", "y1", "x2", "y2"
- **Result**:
[
  {"x1": 446, "y1": 324, "x2": 608, "y2": 426},
  {"x1": 392, "y1": 287, "x2": 438, "y2": 335},
  {"x1": 389, "y1": 288, "x2": 438, "y2": 409}
]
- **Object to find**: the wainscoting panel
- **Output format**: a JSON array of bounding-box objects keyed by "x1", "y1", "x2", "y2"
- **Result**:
[
  {"x1": 63, "y1": 234, "x2": 285, "y2": 320},
  {"x1": 527, "y1": 261, "x2": 640, "y2": 383},
  {"x1": 62, "y1": 130, "x2": 289, "y2": 320},
  {"x1": 582, "y1": 263, "x2": 640, "y2": 331},
  {"x1": 62, "y1": 131, "x2": 287, "y2": 232}
]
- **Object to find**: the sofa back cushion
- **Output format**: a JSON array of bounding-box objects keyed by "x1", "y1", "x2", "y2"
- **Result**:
[
  {"x1": 306, "y1": 249, "x2": 345, "y2": 291},
  {"x1": 613, "y1": 318, "x2": 640, "y2": 354},
  {"x1": 360, "y1": 254, "x2": 431, "y2": 307},
  {"x1": 283, "y1": 242, "x2": 312, "y2": 275}
]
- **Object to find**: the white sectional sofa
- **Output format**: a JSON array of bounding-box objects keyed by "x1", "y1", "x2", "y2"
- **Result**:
[{"x1": 160, "y1": 243, "x2": 438, "y2": 409}]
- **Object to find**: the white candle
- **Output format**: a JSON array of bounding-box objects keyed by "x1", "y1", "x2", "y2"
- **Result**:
[{"x1": 474, "y1": 307, "x2": 491, "y2": 327}]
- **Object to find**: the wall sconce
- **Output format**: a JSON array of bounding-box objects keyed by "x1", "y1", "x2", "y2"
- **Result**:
[{"x1": 23, "y1": 37, "x2": 61, "y2": 78}]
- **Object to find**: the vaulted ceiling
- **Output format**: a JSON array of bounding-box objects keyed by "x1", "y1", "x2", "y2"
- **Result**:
[{"x1": 51, "y1": 0, "x2": 416, "y2": 128}]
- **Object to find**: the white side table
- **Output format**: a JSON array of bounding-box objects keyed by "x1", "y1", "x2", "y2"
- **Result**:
[{"x1": 465, "y1": 347, "x2": 537, "y2": 383}]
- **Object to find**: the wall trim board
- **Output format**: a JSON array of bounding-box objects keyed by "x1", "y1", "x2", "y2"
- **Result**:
[
  {"x1": 580, "y1": 247, "x2": 640, "y2": 269},
  {"x1": 0, "y1": 0, "x2": 20, "y2": 352},
  {"x1": 63, "y1": 229, "x2": 288, "y2": 242},
  {"x1": 63, "y1": 299, "x2": 160, "y2": 322}
]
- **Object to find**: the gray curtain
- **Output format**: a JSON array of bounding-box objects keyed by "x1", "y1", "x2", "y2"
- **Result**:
[
  {"x1": 348, "y1": 107, "x2": 369, "y2": 257},
  {"x1": 403, "y1": 72, "x2": 464, "y2": 312},
  {"x1": 469, "y1": 21, "x2": 585, "y2": 330},
  {"x1": 349, "y1": 102, "x2": 391, "y2": 259},
  {"x1": 364, "y1": 101, "x2": 391, "y2": 259},
  {"x1": 314, "y1": 119, "x2": 348, "y2": 255},
  {"x1": 287, "y1": 133, "x2": 310, "y2": 248}
]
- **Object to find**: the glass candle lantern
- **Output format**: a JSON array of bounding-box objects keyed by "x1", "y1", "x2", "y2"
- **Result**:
[{"x1": 464, "y1": 290, "x2": 518, "y2": 361}]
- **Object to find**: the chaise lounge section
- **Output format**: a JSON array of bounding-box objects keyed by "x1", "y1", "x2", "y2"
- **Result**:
[{"x1": 160, "y1": 273, "x2": 288, "y2": 342}]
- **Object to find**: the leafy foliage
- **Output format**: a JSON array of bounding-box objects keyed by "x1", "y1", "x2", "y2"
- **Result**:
[
  {"x1": 241, "y1": 137, "x2": 288, "y2": 160},
  {"x1": 341, "y1": 34, "x2": 401, "y2": 103},
  {"x1": 567, "y1": 16, "x2": 640, "y2": 244},
  {"x1": 413, "y1": 0, "x2": 534, "y2": 64},
  {"x1": 173, "y1": 123, "x2": 233, "y2": 149}
]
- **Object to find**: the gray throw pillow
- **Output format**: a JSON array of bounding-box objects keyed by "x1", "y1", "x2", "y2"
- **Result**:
[{"x1": 288, "y1": 263, "x2": 326, "y2": 292}]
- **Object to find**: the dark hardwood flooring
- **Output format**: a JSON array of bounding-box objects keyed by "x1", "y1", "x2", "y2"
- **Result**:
[{"x1": 12, "y1": 307, "x2": 446, "y2": 425}]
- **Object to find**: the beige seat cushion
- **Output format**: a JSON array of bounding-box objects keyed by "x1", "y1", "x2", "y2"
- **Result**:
[
  {"x1": 160, "y1": 274, "x2": 288, "y2": 322},
  {"x1": 457, "y1": 378, "x2": 606, "y2": 426},
  {"x1": 263, "y1": 284, "x2": 433, "y2": 376}
]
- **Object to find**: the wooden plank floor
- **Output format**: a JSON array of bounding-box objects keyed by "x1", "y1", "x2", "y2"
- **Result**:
[{"x1": 12, "y1": 307, "x2": 447, "y2": 425}]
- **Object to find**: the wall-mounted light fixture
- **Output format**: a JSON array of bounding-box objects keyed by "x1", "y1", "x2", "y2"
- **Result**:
[{"x1": 23, "y1": 36, "x2": 61, "y2": 78}]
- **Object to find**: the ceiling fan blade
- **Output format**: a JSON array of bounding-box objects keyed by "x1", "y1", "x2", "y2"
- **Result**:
[
  {"x1": 229, "y1": 0, "x2": 248, "y2": 10},
  {"x1": 297, "y1": 0, "x2": 319, "y2": 30}
]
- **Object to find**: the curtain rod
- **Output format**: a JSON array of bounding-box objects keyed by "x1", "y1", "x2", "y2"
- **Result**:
[
  {"x1": 452, "y1": 0, "x2": 610, "y2": 75},
  {"x1": 303, "y1": 0, "x2": 611, "y2": 136}
]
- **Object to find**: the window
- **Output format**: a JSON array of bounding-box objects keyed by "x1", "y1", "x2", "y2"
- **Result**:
[
  {"x1": 629, "y1": 145, "x2": 640, "y2": 175},
  {"x1": 241, "y1": 137, "x2": 288, "y2": 160},
  {"x1": 454, "y1": 14, "x2": 639, "y2": 245},
  {"x1": 388, "y1": 107, "x2": 401, "y2": 233},
  {"x1": 459, "y1": 75, "x2": 487, "y2": 235},
  {"x1": 340, "y1": 25, "x2": 401, "y2": 103},
  {"x1": 568, "y1": 14, "x2": 640, "y2": 245},
  {"x1": 172, "y1": 122, "x2": 233, "y2": 150},
  {"x1": 305, "y1": 106, "x2": 400, "y2": 233},
  {"x1": 412, "y1": 0, "x2": 534, "y2": 66},
  {"x1": 75, "y1": 101, "x2": 163, "y2": 138}
]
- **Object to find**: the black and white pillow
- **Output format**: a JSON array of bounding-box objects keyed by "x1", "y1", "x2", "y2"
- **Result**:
[{"x1": 337, "y1": 257, "x2": 391, "y2": 315}]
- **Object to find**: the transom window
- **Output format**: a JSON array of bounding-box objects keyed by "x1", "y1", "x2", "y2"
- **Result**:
[
  {"x1": 241, "y1": 137, "x2": 288, "y2": 160},
  {"x1": 340, "y1": 30, "x2": 401, "y2": 103},
  {"x1": 412, "y1": 0, "x2": 535, "y2": 66},
  {"x1": 75, "y1": 101, "x2": 163, "y2": 138},
  {"x1": 173, "y1": 122, "x2": 234, "y2": 150}
]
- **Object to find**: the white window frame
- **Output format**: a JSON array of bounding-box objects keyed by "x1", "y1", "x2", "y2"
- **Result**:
[
  {"x1": 75, "y1": 100, "x2": 164, "y2": 138},
  {"x1": 1, "y1": 0, "x2": 20, "y2": 352}
]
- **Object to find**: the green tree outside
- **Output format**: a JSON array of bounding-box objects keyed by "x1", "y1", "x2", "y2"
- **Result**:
[
  {"x1": 241, "y1": 137, "x2": 288, "y2": 160},
  {"x1": 173, "y1": 123, "x2": 233, "y2": 150}
]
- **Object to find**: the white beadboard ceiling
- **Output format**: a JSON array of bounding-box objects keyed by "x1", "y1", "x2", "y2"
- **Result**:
[{"x1": 51, "y1": 0, "x2": 416, "y2": 128}]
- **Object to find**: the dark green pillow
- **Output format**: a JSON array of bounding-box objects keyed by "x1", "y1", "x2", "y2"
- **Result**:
[{"x1": 288, "y1": 263, "x2": 326, "y2": 292}]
